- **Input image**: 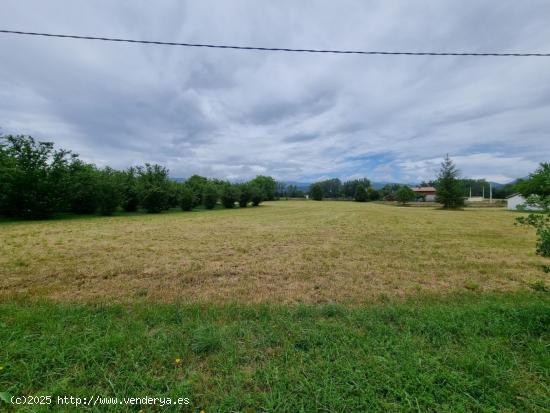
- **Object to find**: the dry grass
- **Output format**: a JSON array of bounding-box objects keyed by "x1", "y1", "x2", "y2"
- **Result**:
[{"x1": 0, "y1": 201, "x2": 545, "y2": 304}]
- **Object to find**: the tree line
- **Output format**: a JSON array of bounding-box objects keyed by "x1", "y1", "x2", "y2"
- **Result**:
[{"x1": 0, "y1": 135, "x2": 278, "y2": 219}]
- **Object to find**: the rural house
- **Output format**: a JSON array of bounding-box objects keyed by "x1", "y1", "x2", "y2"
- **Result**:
[
  {"x1": 506, "y1": 193, "x2": 542, "y2": 211},
  {"x1": 412, "y1": 186, "x2": 437, "y2": 201}
]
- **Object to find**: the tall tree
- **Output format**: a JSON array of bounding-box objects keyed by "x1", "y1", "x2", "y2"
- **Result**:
[
  {"x1": 435, "y1": 155, "x2": 464, "y2": 208},
  {"x1": 310, "y1": 183, "x2": 324, "y2": 201}
]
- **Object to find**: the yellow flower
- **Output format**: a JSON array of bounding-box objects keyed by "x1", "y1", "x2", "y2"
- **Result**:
[{"x1": 175, "y1": 357, "x2": 182, "y2": 365}]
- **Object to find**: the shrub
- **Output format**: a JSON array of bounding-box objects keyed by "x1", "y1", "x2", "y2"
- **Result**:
[
  {"x1": 120, "y1": 168, "x2": 140, "y2": 212},
  {"x1": 203, "y1": 183, "x2": 219, "y2": 209},
  {"x1": 354, "y1": 185, "x2": 368, "y2": 202},
  {"x1": 141, "y1": 186, "x2": 166, "y2": 213},
  {"x1": 238, "y1": 184, "x2": 251, "y2": 207},
  {"x1": 396, "y1": 186, "x2": 415, "y2": 205},
  {"x1": 310, "y1": 183, "x2": 323, "y2": 201},
  {"x1": 249, "y1": 176, "x2": 277, "y2": 201},
  {"x1": 0, "y1": 135, "x2": 72, "y2": 219},
  {"x1": 96, "y1": 168, "x2": 121, "y2": 216},
  {"x1": 179, "y1": 185, "x2": 195, "y2": 211},
  {"x1": 69, "y1": 161, "x2": 99, "y2": 214},
  {"x1": 249, "y1": 185, "x2": 263, "y2": 206},
  {"x1": 221, "y1": 184, "x2": 240, "y2": 208}
]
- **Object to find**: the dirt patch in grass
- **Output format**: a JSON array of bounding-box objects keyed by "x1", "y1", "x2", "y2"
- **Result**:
[{"x1": 0, "y1": 201, "x2": 545, "y2": 304}]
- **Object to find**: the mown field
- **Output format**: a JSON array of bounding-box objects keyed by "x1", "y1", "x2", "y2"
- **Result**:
[
  {"x1": 0, "y1": 201, "x2": 546, "y2": 303},
  {"x1": 1, "y1": 201, "x2": 549, "y2": 412}
]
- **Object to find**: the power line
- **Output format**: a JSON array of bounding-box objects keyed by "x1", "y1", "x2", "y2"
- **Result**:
[{"x1": 1, "y1": 29, "x2": 550, "y2": 57}]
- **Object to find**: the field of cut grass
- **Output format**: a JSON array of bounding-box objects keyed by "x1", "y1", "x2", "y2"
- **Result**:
[
  {"x1": 1, "y1": 201, "x2": 549, "y2": 412},
  {"x1": 0, "y1": 201, "x2": 545, "y2": 303}
]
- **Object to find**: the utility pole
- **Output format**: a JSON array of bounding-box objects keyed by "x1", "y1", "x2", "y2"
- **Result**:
[
  {"x1": 490, "y1": 182, "x2": 493, "y2": 203},
  {"x1": 482, "y1": 185, "x2": 485, "y2": 199}
]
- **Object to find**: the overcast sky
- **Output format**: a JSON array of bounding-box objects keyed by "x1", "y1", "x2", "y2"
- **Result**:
[{"x1": 1, "y1": 1, "x2": 549, "y2": 183}]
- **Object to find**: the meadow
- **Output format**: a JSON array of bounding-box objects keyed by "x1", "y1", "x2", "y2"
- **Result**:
[
  {"x1": 1, "y1": 201, "x2": 549, "y2": 412},
  {"x1": 0, "y1": 201, "x2": 545, "y2": 304}
]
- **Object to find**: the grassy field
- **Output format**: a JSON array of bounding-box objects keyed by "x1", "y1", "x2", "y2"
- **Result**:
[
  {"x1": 0, "y1": 201, "x2": 546, "y2": 304},
  {"x1": 1, "y1": 294, "x2": 549, "y2": 412},
  {"x1": 1, "y1": 201, "x2": 549, "y2": 412}
]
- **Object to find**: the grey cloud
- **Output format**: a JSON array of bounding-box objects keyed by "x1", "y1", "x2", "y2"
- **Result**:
[{"x1": 1, "y1": 0, "x2": 549, "y2": 182}]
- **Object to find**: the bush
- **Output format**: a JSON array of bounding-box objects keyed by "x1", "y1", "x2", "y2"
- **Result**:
[
  {"x1": 310, "y1": 183, "x2": 323, "y2": 201},
  {"x1": 396, "y1": 186, "x2": 415, "y2": 205},
  {"x1": 203, "y1": 183, "x2": 219, "y2": 209},
  {"x1": 179, "y1": 185, "x2": 195, "y2": 211},
  {"x1": 69, "y1": 161, "x2": 99, "y2": 214},
  {"x1": 96, "y1": 168, "x2": 121, "y2": 216},
  {"x1": 238, "y1": 184, "x2": 251, "y2": 207},
  {"x1": 249, "y1": 176, "x2": 277, "y2": 201},
  {"x1": 354, "y1": 185, "x2": 368, "y2": 202},
  {"x1": 137, "y1": 164, "x2": 170, "y2": 213},
  {"x1": 120, "y1": 168, "x2": 139, "y2": 212},
  {"x1": 249, "y1": 185, "x2": 263, "y2": 206},
  {"x1": 141, "y1": 186, "x2": 167, "y2": 213},
  {"x1": 221, "y1": 184, "x2": 240, "y2": 208}
]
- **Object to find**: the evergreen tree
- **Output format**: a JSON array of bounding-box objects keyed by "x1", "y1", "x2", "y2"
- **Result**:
[
  {"x1": 354, "y1": 185, "x2": 368, "y2": 202},
  {"x1": 435, "y1": 155, "x2": 464, "y2": 208}
]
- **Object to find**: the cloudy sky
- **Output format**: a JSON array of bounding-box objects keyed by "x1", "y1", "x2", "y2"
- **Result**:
[{"x1": 1, "y1": 1, "x2": 549, "y2": 183}]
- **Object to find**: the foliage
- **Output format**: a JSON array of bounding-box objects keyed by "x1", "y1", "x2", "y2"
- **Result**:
[
  {"x1": 310, "y1": 183, "x2": 324, "y2": 201},
  {"x1": 516, "y1": 196, "x2": 550, "y2": 259},
  {"x1": 343, "y1": 178, "x2": 371, "y2": 198},
  {"x1": 179, "y1": 185, "x2": 195, "y2": 211},
  {"x1": 285, "y1": 184, "x2": 305, "y2": 198},
  {"x1": 379, "y1": 184, "x2": 402, "y2": 201},
  {"x1": 249, "y1": 176, "x2": 277, "y2": 201},
  {"x1": 249, "y1": 184, "x2": 263, "y2": 206},
  {"x1": 435, "y1": 155, "x2": 465, "y2": 208},
  {"x1": 120, "y1": 167, "x2": 140, "y2": 212},
  {"x1": 96, "y1": 167, "x2": 121, "y2": 215},
  {"x1": 316, "y1": 178, "x2": 342, "y2": 198},
  {"x1": 221, "y1": 184, "x2": 240, "y2": 208},
  {"x1": 137, "y1": 164, "x2": 170, "y2": 213},
  {"x1": 186, "y1": 175, "x2": 209, "y2": 206},
  {"x1": 354, "y1": 185, "x2": 368, "y2": 202},
  {"x1": 0, "y1": 135, "x2": 72, "y2": 218},
  {"x1": 516, "y1": 162, "x2": 550, "y2": 197},
  {"x1": 68, "y1": 160, "x2": 99, "y2": 215},
  {"x1": 396, "y1": 186, "x2": 416, "y2": 205},
  {"x1": 203, "y1": 183, "x2": 219, "y2": 209},
  {"x1": 238, "y1": 183, "x2": 251, "y2": 207}
]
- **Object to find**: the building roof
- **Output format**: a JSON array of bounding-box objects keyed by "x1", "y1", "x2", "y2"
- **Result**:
[{"x1": 412, "y1": 186, "x2": 436, "y2": 192}]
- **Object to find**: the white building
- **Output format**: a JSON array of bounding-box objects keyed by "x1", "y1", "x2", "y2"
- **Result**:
[{"x1": 506, "y1": 193, "x2": 542, "y2": 211}]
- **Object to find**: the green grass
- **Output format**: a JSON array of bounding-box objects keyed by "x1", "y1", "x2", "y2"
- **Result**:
[{"x1": 1, "y1": 293, "x2": 549, "y2": 412}]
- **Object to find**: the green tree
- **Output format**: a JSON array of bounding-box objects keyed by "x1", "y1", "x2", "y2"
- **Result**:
[
  {"x1": 310, "y1": 183, "x2": 324, "y2": 201},
  {"x1": 203, "y1": 183, "x2": 219, "y2": 209},
  {"x1": 221, "y1": 184, "x2": 240, "y2": 208},
  {"x1": 137, "y1": 164, "x2": 170, "y2": 213},
  {"x1": 354, "y1": 185, "x2": 368, "y2": 202},
  {"x1": 0, "y1": 135, "x2": 71, "y2": 219},
  {"x1": 238, "y1": 183, "x2": 251, "y2": 207},
  {"x1": 186, "y1": 175, "x2": 209, "y2": 206},
  {"x1": 179, "y1": 185, "x2": 195, "y2": 211},
  {"x1": 68, "y1": 160, "x2": 99, "y2": 215},
  {"x1": 515, "y1": 164, "x2": 550, "y2": 266},
  {"x1": 249, "y1": 176, "x2": 277, "y2": 201},
  {"x1": 343, "y1": 178, "x2": 371, "y2": 198},
  {"x1": 120, "y1": 167, "x2": 140, "y2": 212},
  {"x1": 396, "y1": 186, "x2": 415, "y2": 205},
  {"x1": 435, "y1": 155, "x2": 464, "y2": 208},
  {"x1": 249, "y1": 184, "x2": 263, "y2": 206},
  {"x1": 96, "y1": 167, "x2": 121, "y2": 215}
]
